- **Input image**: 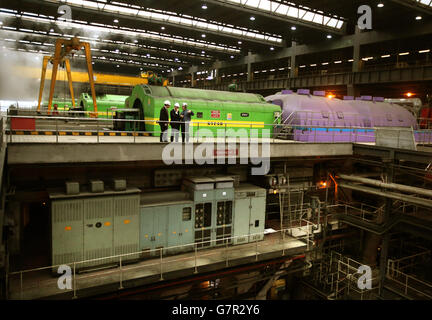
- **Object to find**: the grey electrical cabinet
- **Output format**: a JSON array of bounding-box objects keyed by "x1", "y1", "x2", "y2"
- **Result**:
[
  {"x1": 83, "y1": 197, "x2": 114, "y2": 268},
  {"x1": 51, "y1": 199, "x2": 84, "y2": 266},
  {"x1": 113, "y1": 195, "x2": 140, "y2": 259},
  {"x1": 184, "y1": 176, "x2": 235, "y2": 248},
  {"x1": 233, "y1": 184, "x2": 267, "y2": 245},
  {"x1": 50, "y1": 188, "x2": 141, "y2": 269},
  {"x1": 139, "y1": 191, "x2": 194, "y2": 256},
  {"x1": 183, "y1": 177, "x2": 215, "y2": 249}
]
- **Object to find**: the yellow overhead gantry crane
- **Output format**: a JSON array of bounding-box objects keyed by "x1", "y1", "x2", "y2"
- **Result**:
[{"x1": 37, "y1": 37, "x2": 98, "y2": 117}]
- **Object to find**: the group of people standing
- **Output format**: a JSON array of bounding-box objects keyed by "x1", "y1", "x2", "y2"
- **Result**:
[{"x1": 159, "y1": 100, "x2": 194, "y2": 143}]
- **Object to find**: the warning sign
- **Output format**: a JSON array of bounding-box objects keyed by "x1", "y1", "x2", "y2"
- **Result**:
[{"x1": 211, "y1": 110, "x2": 220, "y2": 118}]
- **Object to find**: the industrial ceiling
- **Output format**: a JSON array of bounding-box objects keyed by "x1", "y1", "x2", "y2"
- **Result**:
[{"x1": 0, "y1": 0, "x2": 431, "y2": 76}]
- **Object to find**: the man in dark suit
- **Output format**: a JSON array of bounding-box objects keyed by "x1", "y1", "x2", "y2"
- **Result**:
[
  {"x1": 159, "y1": 100, "x2": 170, "y2": 142},
  {"x1": 170, "y1": 103, "x2": 181, "y2": 142}
]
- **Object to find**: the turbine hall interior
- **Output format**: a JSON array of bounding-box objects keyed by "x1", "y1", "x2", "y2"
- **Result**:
[{"x1": 0, "y1": 0, "x2": 431, "y2": 302}]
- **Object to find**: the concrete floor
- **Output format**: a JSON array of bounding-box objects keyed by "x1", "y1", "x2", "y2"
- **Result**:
[{"x1": 7, "y1": 232, "x2": 307, "y2": 300}]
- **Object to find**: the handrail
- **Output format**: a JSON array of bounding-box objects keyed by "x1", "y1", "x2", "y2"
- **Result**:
[
  {"x1": 7, "y1": 225, "x2": 316, "y2": 299},
  {"x1": 8, "y1": 226, "x2": 314, "y2": 277},
  {"x1": 6, "y1": 114, "x2": 432, "y2": 145}
]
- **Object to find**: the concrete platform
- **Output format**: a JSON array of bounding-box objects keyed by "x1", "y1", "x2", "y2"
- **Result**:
[
  {"x1": 7, "y1": 232, "x2": 308, "y2": 300},
  {"x1": 6, "y1": 135, "x2": 353, "y2": 164}
]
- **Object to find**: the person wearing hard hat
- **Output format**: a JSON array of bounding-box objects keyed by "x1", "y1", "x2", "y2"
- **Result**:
[
  {"x1": 159, "y1": 100, "x2": 170, "y2": 142},
  {"x1": 170, "y1": 103, "x2": 181, "y2": 142},
  {"x1": 180, "y1": 102, "x2": 194, "y2": 143}
]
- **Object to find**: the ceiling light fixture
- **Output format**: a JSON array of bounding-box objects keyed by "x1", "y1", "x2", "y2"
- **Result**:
[
  {"x1": 327, "y1": 35, "x2": 332, "y2": 39},
  {"x1": 202, "y1": 4, "x2": 208, "y2": 9},
  {"x1": 113, "y1": 19, "x2": 119, "y2": 23},
  {"x1": 416, "y1": 16, "x2": 422, "y2": 20},
  {"x1": 291, "y1": 26, "x2": 296, "y2": 31},
  {"x1": 377, "y1": 3, "x2": 384, "y2": 8},
  {"x1": 250, "y1": 16, "x2": 255, "y2": 21}
]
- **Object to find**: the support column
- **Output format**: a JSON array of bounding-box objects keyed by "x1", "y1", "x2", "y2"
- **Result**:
[
  {"x1": 215, "y1": 67, "x2": 221, "y2": 85},
  {"x1": 348, "y1": 27, "x2": 361, "y2": 97},
  {"x1": 347, "y1": 84, "x2": 360, "y2": 97},
  {"x1": 191, "y1": 72, "x2": 194, "y2": 87},
  {"x1": 289, "y1": 41, "x2": 297, "y2": 79},
  {"x1": 379, "y1": 158, "x2": 394, "y2": 297},
  {"x1": 352, "y1": 26, "x2": 361, "y2": 73},
  {"x1": 172, "y1": 75, "x2": 175, "y2": 86},
  {"x1": 247, "y1": 51, "x2": 253, "y2": 82}
]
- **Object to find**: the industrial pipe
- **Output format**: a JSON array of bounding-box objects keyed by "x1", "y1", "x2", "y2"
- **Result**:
[
  {"x1": 339, "y1": 182, "x2": 432, "y2": 208},
  {"x1": 339, "y1": 174, "x2": 432, "y2": 198}
]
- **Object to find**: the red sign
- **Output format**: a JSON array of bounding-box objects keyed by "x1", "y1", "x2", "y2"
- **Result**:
[
  {"x1": 211, "y1": 110, "x2": 220, "y2": 118},
  {"x1": 214, "y1": 149, "x2": 239, "y2": 156}
]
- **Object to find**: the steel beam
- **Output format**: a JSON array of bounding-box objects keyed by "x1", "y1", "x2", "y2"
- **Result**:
[
  {"x1": 0, "y1": 28, "x2": 210, "y2": 64},
  {"x1": 389, "y1": 0, "x2": 432, "y2": 15},
  {"x1": 0, "y1": 10, "x2": 238, "y2": 56},
  {"x1": 19, "y1": 0, "x2": 283, "y2": 47},
  {"x1": 338, "y1": 174, "x2": 432, "y2": 198},
  {"x1": 339, "y1": 182, "x2": 432, "y2": 208},
  {"x1": 205, "y1": 0, "x2": 346, "y2": 35},
  {"x1": 194, "y1": 64, "x2": 432, "y2": 90},
  {"x1": 353, "y1": 144, "x2": 432, "y2": 164},
  {"x1": 172, "y1": 19, "x2": 432, "y2": 77}
]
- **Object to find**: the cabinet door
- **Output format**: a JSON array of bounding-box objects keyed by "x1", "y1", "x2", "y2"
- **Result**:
[
  {"x1": 140, "y1": 207, "x2": 155, "y2": 251},
  {"x1": 51, "y1": 199, "x2": 84, "y2": 266},
  {"x1": 233, "y1": 198, "x2": 251, "y2": 244},
  {"x1": 113, "y1": 195, "x2": 140, "y2": 259},
  {"x1": 167, "y1": 205, "x2": 181, "y2": 251},
  {"x1": 83, "y1": 198, "x2": 114, "y2": 266},
  {"x1": 215, "y1": 200, "x2": 233, "y2": 245},
  {"x1": 153, "y1": 206, "x2": 168, "y2": 250},
  {"x1": 180, "y1": 205, "x2": 194, "y2": 251},
  {"x1": 194, "y1": 202, "x2": 213, "y2": 248},
  {"x1": 249, "y1": 197, "x2": 266, "y2": 242}
]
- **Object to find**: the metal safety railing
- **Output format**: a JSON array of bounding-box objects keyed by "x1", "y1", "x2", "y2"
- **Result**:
[
  {"x1": 327, "y1": 202, "x2": 384, "y2": 223},
  {"x1": 6, "y1": 112, "x2": 432, "y2": 145},
  {"x1": 387, "y1": 249, "x2": 431, "y2": 278},
  {"x1": 7, "y1": 226, "x2": 315, "y2": 300},
  {"x1": 332, "y1": 252, "x2": 380, "y2": 300},
  {"x1": 386, "y1": 254, "x2": 432, "y2": 299}
]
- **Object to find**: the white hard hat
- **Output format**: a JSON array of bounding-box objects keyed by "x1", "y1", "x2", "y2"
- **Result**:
[
  {"x1": 182, "y1": 102, "x2": 188, "y2": 107},
  {"x1": 174, "y1": 103, "x2": 180, "y2": 107},
  {"x1": 164, "y1": 100, "x2": 171, "y2": 106}
]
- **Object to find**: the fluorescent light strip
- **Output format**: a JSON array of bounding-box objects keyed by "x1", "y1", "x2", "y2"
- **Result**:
[
  {"x1": 399, "y1": 52, "x2": 410, "y2": 56},
  {"x1": 41, "y1": 0, "x2": 282, "y2": 44},
  {"x1": 0, "y1": 40, "x2": 174, "y2": 69},
  {"x1": 0, "y1": 10, "x2": 240, "y2": 54},
  {"x1": 219, "y1": 0, "x2": 345, "y2": 29},
  {"x1": 416, "y1": 0, "x2": 432, "y2": 8},
  {"x1": 2, "y1": 46, "x2": 168, "y2": 69},
  {"x1": 381, "y1": 54, "x2": 391, "y2": 58},
  {"x1": 0, "y1": 29, "x2": 193, "y2": 66},
  {"x1": 419, "y1": 49, "x2": 430, "y2": 53}
]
